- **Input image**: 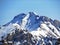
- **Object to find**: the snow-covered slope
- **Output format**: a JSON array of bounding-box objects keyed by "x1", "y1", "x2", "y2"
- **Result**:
[
  {"x1": 31, "y1": 22, "x2": 60, "y2": 39},
  {"x1": 0, "y1": 12, "x2": 60, "y2": 45}
]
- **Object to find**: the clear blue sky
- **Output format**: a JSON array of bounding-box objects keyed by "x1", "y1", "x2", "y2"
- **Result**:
[{"x1": 0, "y1": 0, "x2": 60, "y2": 25}]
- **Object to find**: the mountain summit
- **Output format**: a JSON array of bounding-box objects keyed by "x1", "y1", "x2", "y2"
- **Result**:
[
  {"x1": 4, "y1": 12, "x2": 60, "y2": 31},
  {"x1": 0, "y1": 12, "x2": 60, "y2": 45}
]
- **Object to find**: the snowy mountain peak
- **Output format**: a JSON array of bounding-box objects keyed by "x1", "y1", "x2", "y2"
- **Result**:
[
  {"x1": 1, "y1": 12, "x2": 60, "y2": 45},
  {"x1": 4, "y1": 12, "x2": 60, "y2": 31},
  {"x1": 29, "y1": 12, "x2": 38, "y2": 16}
]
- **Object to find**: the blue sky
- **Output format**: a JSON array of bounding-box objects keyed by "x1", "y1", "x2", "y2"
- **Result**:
[{"x1": 0, "y1": 0, "x2": 60, "y2": 25}]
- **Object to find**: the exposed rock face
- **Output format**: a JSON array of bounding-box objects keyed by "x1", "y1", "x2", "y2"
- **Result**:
[
  {"x1": 3, "y1": 29, "x2": 37, "y2": 45},
  {"x1": 55, "y1": 38, "x2": 60, "y2": 45}
]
